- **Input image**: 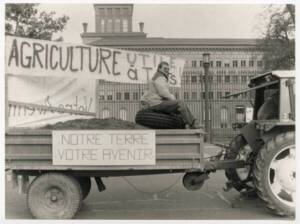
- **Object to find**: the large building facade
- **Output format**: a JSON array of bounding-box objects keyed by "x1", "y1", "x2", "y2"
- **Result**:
[{"x1": 81, "y1": 4, "x2": 264, "y2": 142}]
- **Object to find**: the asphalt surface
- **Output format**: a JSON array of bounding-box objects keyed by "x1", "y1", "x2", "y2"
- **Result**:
[{"x1": 4, "y1": 146, "x2": 293, "y2": 220}]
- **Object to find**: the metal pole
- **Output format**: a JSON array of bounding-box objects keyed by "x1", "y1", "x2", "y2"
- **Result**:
[{"x1": 204, "y1": 63, "x2": 210, "y2": 143}]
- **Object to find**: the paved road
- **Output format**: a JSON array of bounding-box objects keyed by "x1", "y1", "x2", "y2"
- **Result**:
[
  {"x1": 5, "y1": 171, "x2": 292, "y2": 220},
  {"x1": 4, "y1": 145, "x2": 293, "y2": 220}
]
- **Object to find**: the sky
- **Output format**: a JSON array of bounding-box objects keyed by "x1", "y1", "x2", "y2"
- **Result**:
[{"x1": 37, "y1": 3, "x2": 273, "y2": 44}]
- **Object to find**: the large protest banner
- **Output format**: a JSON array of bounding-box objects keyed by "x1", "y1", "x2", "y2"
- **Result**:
[
  {"x1": 6, "y1": 36, "x2": 185, "y2": 86},
  {"x1": 5, "y1": 36, "x2": 185, "y2": 128}
]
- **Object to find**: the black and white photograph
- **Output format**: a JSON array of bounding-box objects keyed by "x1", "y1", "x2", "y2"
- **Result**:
[{"x1": 3, "y1": 0, "x2": 296, "y2": 222}]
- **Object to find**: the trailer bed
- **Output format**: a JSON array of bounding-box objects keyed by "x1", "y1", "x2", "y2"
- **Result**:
[{"x1": 6, "y1": 129, "x2": 205, "y2": 173}]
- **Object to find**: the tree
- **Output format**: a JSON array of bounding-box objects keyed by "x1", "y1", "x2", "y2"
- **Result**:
[
  {"x1": 257, "y1": 4, "x2": 295, "y2": 71},
  {"x1": 5, "y1": 4, "x2": 69, "y2": 40}
]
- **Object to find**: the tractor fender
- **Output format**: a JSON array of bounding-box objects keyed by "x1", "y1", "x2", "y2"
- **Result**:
[
  {"x1": 240, "y1": 122, "x2": 263, "y2": 152},
  {"x1": 240, "y1": 122, "x2": 295, "y2": 153}
]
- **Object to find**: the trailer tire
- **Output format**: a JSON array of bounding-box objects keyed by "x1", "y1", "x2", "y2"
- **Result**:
[
  {"x1": 224, "y1": 135, "x2": 256, "y2": 197},
  {"x1": 76, "y1": 177, "x2": 91, "y2": 200},
  {"x1": 253, "y1": 132, "x2": 295, "y2": 216},
  {"x1": 135, "y1": 110, "x2": 185, "y2": 129},
  {"x1": 27, "y1": 173, "x2": 82, "y2": 219}
]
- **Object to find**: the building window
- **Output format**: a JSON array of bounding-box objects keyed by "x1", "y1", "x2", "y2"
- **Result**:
[
  {"x1": 241, "y1": 60, "x2": 246, "y2": 67},
  {"x1": 257, "y1": 60, "x2": 263, "y2": 67},
  {"x1": 114, "y1": 19, "x2": 121, "y2": 32},
  {"x1": 191, "y1": 60, "x2": 197, "y2": 67},
  {"x1": 217, "y1": 75, "x2": 222, "y2": 83},
  {"x1": 99, "y1": 8, "x2": 105, "y2": 15},
  {"x1": 225, "y1": 75, "x2": 230, "y2": 83},
  {"x1": 201, "y1": 92, "x2": 206, "y2": 99},
  {"x1": 99, "y1": 91, "x2": 105, "y2": 100},
  {"x1": 183, "y1": 75, "x2": 190, "y2": 84},
  {"x1": 107, "y1": 92, "x2": 113, "y2": 100},
  {"x1": 200, "y1": 61, "x2": 203, "y2": 67},
  {"x1": 232, "y1": 75, "x2": 238, "y2": 83},
  {"x1": 191, "y1": 92, "x2": 197, "y2": 100},
  {"x1": 102, "y1": 109, "x2": 110, "y2": 119},
  {"x1": 199, "y1": 75, "x2": 204, "y2": 83},
  {"x1": 209, "y1": 92, "x2": 214, "y2": 99},
  {"x1": 100, "y1": 19, "x2": 105, "y2": 32},
  {"x1": 225, "y1": 63, "x2": 230, "y2": 67},
  {"x1": 107, "y1": 8, "x2": 112, "y2": 15},
  {"x1": 184, "y1": 92, "x2": 189, "y2": 100},
  {"x1": 236, "y1": 106, "x2": 245, "y2": 123},
  {"x1": 124, "y1": 92, "x2": 130, "y2": 100},
  {"x1": 116, "y1": 92, "x2": 122, "y2": 100},
  {"x1": 242, "y1": 92, "x2": 248, "y2": 99},
  {"x1": 249, "y1": 60, "x2": 254, "y2": 67},
  {"x1": 115, "y1": 8, "x2": 121, "y2": 15},
  {"x1": 107, "y1": 19, "x2": 113, "y2": 32},
  {"x1": 122, "y1": 19, "x2": 128, "y2": 32},
  {"x1": 119, "y1": 108, "x2": 127, "y2": 120},
  {"x1": 191, "y1": 75, "x2": 197, "y2": 83},
  {"x1": 122, "y1": 8, "x2": 128, "y2": 15},
  {"x1": 217, "y1": 92, "x2": 222, "y2": 99},
  {"x1": 233, "y1": 60, "x2": 238, "y2": 67},
  {"x1": 133, "y1": 92, "x2": 139, "y2": 100},
  {"x1": 241, "y1": 76, "x2": 247, "y2": 83},
  {"x1": 203, "y1": 108, "x2": 211, "y2": 121},
  {"x1": 216, "y1": 61, "x2": 222, "y2": 67},
  {"x1": 220, "y1": 107, "x2": 228, "y2": 128},
  {"x1": 210, "y1": 61, "x2": 213, "y2": 67}
]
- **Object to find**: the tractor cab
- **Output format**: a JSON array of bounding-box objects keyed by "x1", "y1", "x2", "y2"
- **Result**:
[
  {"x1": 249, "y1": 70, "x2": 295, "y2": 123},
  {"x1": 227, "y1": 70, "x2": 295, "y2": 130}
]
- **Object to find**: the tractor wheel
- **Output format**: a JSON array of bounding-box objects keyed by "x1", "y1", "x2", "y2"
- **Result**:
[
  {"x1": 27, "y1": 173, "x2": 82, "y2": 219},
  {"x1": 224, "y1": 135, "x2": 256, "y2": 197},
  {"x1": 253, "y1": 132, "x2": 295, "y2": 216},
  {"x1": 76, "y1": 177, "x2": 91, "y2": 200},
  {"x1": 135, "y1": 110, "x2": 185, "y2": 129}
]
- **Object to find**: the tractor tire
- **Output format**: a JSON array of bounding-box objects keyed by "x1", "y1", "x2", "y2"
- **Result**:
[
  {"x1": 76, "y1": 177, "x2": 91, "y2": 200},
  {"x1": 253, "y1": 132, "x2": 295, "y2": 217},
  {"x1": 27, "y1": 173, "x2": 82, "y2": 219},
  {"x1": 224, "y1": 135, "x2": 256, "y2": 197},
  {"x1": 135, "y1": 110, "x2": 185, "y2": 129}
]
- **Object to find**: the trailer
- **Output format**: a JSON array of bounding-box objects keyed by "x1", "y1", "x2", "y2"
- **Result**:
[{"x1": 5, "y1": 128, "x2": 244, "y2": 219}]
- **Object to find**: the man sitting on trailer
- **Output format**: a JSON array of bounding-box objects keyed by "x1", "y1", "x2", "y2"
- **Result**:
[{"x1": 140, "y1": 61, "x2": 201, "y2": 129}]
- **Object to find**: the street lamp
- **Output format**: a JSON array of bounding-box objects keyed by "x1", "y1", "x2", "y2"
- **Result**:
[{"x1": 203, "y1": 53, "x2": 211, "y2": 142}]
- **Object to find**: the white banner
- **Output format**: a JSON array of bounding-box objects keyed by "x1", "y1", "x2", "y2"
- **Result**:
[
  {"x1": 6, "y1": 36, "x2": 185, "y2": 86},
  {"x1": 52, "y1": 130, "x2": 156, "y2": 166},
  {"x1": 8, "y1": 75, "x2": 95, "y2": 128}
]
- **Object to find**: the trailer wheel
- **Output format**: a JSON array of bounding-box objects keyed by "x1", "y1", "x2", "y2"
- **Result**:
[
  {"x1": 183, "y1": 172, "x2": 206, "y2": 191},
  {"x1": 135, "y1": 110, "x2": 185, "y2": 129},
  {"x1": 253, "y1": 132, "x2": 295, "y2": 216},
  {"x1": 224, "y1": 135, "x2": 256, "y2": 197},
  {"x1": 27, "y1": 173, "x2": 82, "y2": 219},
  {"x1": 76, "y1": 177, "x2": 91, "y2": 200}
]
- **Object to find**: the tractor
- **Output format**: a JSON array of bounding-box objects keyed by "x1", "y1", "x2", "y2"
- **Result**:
[{"x1": 224, "y1": 70, "x2": 295, "y2": 216}]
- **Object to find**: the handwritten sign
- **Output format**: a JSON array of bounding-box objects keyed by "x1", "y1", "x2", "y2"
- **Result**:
[
  {"x1": 6, "y1": 36, "x2": 185, "y2": 86},
  {"x1": 52, "y1": 130, "x2": 156, "y2": 165},
  {"x1": 8, "y1": 75, "x2": 95, "y2": 128}
]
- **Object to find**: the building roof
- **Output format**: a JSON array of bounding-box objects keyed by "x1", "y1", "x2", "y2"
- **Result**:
[{"x1": 89, "y1": 37, "x2": 261, "y2": 47}]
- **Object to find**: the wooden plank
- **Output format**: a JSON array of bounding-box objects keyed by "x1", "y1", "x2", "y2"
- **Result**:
[
  {"x1": 6, "y1": 128, "x2": 205, "y2": 136},
  {"x1": 5, "y1": 137, "x2": 201, "y2": 145},
  {"x1": 5, "y1": 153, "x2": 202, "y2": 161}
]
